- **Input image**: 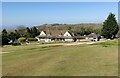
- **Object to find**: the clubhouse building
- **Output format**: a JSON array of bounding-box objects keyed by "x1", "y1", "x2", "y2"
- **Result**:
[{"x1": 36, "y1": 30, "x2": 100, "y2": 42}]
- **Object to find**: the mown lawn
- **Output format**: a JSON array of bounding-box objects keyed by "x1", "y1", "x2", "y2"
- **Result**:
[{"x1": 2, "y1": 40, "x2": 118, "y2": 76}]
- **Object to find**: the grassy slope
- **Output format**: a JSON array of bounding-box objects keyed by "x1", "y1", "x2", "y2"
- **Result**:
[{"x1": 2, "y1": 41, "x2": 118, "y2": 76}]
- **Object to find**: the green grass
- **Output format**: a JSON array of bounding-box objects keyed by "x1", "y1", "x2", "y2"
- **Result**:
[
  {"x1": 41, "y1": 41, "x2": 73, "y2": 44},
  {"x1": 2, "y1": 41, "x2": 118, "y2": 76},
  {"x1": 91, "y1": 40, "x2": 118, "y2": 47}
]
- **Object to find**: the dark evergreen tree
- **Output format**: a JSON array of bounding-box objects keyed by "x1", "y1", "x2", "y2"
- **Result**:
[
  {"x1": 101, "y1": 13, "x2": 119, "y2": 39},
  {"x1": 2, "y1": 29, "x2": 10, "y2": 45},
  {"x1": 8, "y1": 32, "x2": 17, "y2": 43},
  {"x1": 31, "y1": 27, "x2": 40, "y2": 37},
  {"x1": 0, "y1": 34, "x2": 2, "y2": 46},
  {"x1": 26, "y1": 27, "x2": 31, "y2": 33},
  {"x1": 2, "y1": 29, "x2": 7, "y2": 35},
  {"x1": 15, "y1": 30, "x2": 21, "y2": 39},
  {"x1": 26, "y1": 27, "x2": 32, "y2": 38}
]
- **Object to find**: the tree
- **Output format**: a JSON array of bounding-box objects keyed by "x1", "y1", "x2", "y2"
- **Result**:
[
  {"x1": 0, "y1": 34, "x2": 2, "y2": 46},
  {"x1": 26, "y1": 27, "x2": 31, "y2": 33},
  {"x1": 2, "y1": 29, "x2": 7, "y2": 35},
  {"x1": 17, "y1": 25, "x2": 26, "y2": 30},
  {"x1": 84, "y1": 27, "x2": 93, "y2": 35},
  {"x1": 15, "y1": 30, "x2": 21, "y2": 39},
  {"x1": 101, "y1": 13, "x2": 119, "y2": 39},
  {"x1": 16, "y1": 25, "x2": 26, "y2": 37},
  {"x1": 26, "y1": 27, "x2": 32, "y2": 38},
  {"x1": 117, "y1": 29, "x2": 120, "y2": 38},
  {"x1": 2, "y1": 29, "x2": 10, "y2": 45},
  {"x1": 8, "y1": 32, "x2": 17, "y2": 43},
  {"x1": 31, "y1": 27, "x2": 40, "y2": 37},
  {"x1": 94, "y1": 27, "x2": 101, "y2": 35}
]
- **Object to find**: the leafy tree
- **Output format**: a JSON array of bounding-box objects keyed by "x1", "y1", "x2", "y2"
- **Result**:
[
  {"x1": 84, "y1": 27, "x2": 93, "y2": 35},
  {"x1": 94, "y1": 28, "x2": 101, "y2": 35},
  {"x1": 101, "y1": 13, "x2": 119, "y2": 39}
]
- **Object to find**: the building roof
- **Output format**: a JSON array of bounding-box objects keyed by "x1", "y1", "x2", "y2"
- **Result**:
[
  {"x1": 87, "y1": 33, "x2": 98, "y2": 38},
  {"x1": 44, "y1": 30, "x2": 67, "y2": 37},
  {"x1": 37, "y1": 30, "x2": 73, "y2": 38},
  {"x1": 37, "y1": 30, "x2": 98, "y2": 39}
]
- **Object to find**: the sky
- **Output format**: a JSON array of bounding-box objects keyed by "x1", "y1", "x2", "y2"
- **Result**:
[
  {"x1": 1, "y1": 0, "x2": 120, "y2": 2},
  {"x1": 1, "y1": 2, "x2": 118, "y2": 29}
]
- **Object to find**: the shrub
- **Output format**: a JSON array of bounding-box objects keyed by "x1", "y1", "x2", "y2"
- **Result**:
[
  {"x1": 27, "y1": 38, "x2": 37, "y2": 41},
  {"x1": 18, "y1": 37, "x2": 26, "y2": 43},
  {"x1": 12, "y1": 42, "x2": 21, "y2": 46}
]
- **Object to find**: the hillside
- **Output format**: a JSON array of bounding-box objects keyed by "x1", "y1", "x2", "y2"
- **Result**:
[
  {"x1": 36, "y1": 23, "x2": 102, "y2": 30},
  {"x1": 35, "y1": 23, "x2": 102, "y2": 35}
]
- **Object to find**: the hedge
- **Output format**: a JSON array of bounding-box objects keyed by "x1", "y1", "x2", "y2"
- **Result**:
[
  {"x1": 12, "y1": 42, "x2": 21, "y2": 46},
  {"x1": 27, "y1": 38, "x2": 37, "y2": 41},
  {"x1": 18, "y1": 37, "x2": 26, "y2": 42}
]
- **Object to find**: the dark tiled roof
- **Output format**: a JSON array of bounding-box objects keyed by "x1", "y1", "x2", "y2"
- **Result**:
[
  {"x1": 37, "y1": 30, "x2": 73, "y2": 38},
  {"x1": 44, "y1": 30, "x2": 67, "y2": 37}
]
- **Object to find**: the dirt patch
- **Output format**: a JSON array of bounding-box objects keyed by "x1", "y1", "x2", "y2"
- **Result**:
[{"x1": 0, "y1": 52, "x2": 9, "y2": 54}]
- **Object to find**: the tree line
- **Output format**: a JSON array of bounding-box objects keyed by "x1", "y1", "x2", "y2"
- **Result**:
[
  {"x1": 2, "y1": 26, "x2": 40, "y2": 45},
  {"x1": 1, "y1": 13, "x2": 119, "y2": 45}
]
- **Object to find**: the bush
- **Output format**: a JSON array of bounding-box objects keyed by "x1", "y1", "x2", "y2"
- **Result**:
[
  {"x1": 12, "y1": 42, "x2": 21, "y2": 46},
  {"x1": 27, "y1": 38, "x2": 37, "y2": 41},
  {"x1": 18, "y1": 37, "x2": 26, "y2": 43}
]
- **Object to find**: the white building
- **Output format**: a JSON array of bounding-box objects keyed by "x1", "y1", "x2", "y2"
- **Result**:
[
  {"x1": 36, "y1": 30, "x2": 74, "y2": 42},
  {"x1": 36, "y1": 30, "x2": 100, "y2": 42},
  {"x1": 87, "y1": 33, "x2": 100, "y2": 41}
]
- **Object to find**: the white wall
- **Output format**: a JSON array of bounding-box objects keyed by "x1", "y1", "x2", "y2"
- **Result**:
[
  {"x1": 45, "y1": 38, "x2": 51, "y2": 42},
  {"x1": 39, "y1": 38, "x2": 51, "y2": 42},
  {"x1": 76, "y1": 39, "x2": 80, "y2": 42},
  {"x1": 65, "y1": 39, "x2": 73, "y2": 42},
  {"x1": 89, "y1": 37, "x2": 98, "y2": 41}
]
